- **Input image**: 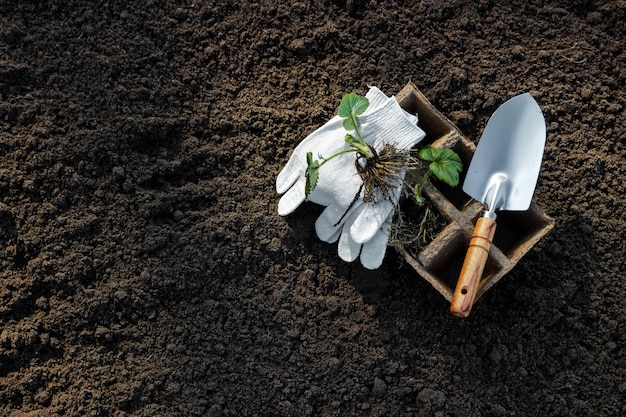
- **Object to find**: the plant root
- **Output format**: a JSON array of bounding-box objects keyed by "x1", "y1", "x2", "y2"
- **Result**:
[
  {"x1": 355, "y1": 144, "x2": 419, "y2": 204},
  {"x1": 388, "y1": 201, "x2": 445, "y2": 253}
]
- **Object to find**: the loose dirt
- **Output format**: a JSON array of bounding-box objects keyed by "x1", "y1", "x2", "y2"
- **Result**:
[{"x1": 1, "y1": 1, "x2": 624, "y2": 416}]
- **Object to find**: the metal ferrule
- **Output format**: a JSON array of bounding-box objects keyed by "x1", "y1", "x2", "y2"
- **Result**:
[{"x1": 481, "y1": 209, "x2": 497, "y2": 220}]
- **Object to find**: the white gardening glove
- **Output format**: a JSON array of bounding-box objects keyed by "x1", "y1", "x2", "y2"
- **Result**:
[
  {"x1": 277, "y1": 87, "x2": 391, "y2": 214},
  {"x1": 277, "y1": 86, "x2": 426, "y2": 269}
]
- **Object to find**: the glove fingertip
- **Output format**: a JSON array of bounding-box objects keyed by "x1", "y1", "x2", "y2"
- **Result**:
[
  {"x1": 350, "y1": 203, "x2": 394, "y2": 244},
  {"x1": 315, "y1": 212, "x2": 340, "y2": 243},
  {"x1": 359, "y1": 227, "x2": 390, "y2": 270},
  {"x1": 277, "y1": 199, "x2": 296, "y2": 216},
  {"x1": 277, "y1": 186, "x2": 305, "y2": 216},
  {"x1": 276, "y1": 167, "x2": 297, "y2": 194},
  {"x1": 337, "y1": 229, "x2": 361, "y2": 263},
  {"x1": 360, "y1": 255, "x2": 384, "y2": 270}
]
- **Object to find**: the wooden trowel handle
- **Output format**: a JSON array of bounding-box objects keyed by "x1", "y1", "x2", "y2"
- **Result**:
[{"x1": 450, "y1": 217, "x2": 497, "y2": 318}]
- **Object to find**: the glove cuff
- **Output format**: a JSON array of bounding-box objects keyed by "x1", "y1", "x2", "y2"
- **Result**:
[{"x1": 365, "y1": 86, "x2": 390, "y2": 110}]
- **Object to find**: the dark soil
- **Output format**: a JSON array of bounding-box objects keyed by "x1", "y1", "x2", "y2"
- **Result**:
[{"x1": 1, "y1": 1, "x2": 624, "y2": 416}]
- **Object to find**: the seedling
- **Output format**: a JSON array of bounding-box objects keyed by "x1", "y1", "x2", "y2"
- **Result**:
[
  {"x1": 413, "y1": 146, "x2": 463, "y2": 206},
  {"x1": 305, "y1": 92, "x2": 463, "y2": 243},
  {"x1": 390, "y1": 146, "x2": 463, "y2": 251}
]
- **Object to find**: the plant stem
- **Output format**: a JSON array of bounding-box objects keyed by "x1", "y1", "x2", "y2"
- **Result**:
[
  {"x1": 316, "y1": 148, "x2": 358, "y2": 169},
  {"x1": 350, "y1": 125, "x2": 374, "y2": 159},
  {"x1": 353, "y1": 124, "x2": 365, "y2": 143},
  {"x1": 414, "y1": 170, "x2": 431, "y2": 205}
]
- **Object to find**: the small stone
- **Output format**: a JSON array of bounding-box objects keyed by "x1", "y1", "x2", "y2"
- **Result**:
[
  {"x1": 372, "y1": 377, "x2": 387, "y2": 397},
  {"x1": 416, "y1": 388, "x2": 447, "y2": 409},
  {"x1": 112, "y1": 166, "x2": 126, "y2": 180}
]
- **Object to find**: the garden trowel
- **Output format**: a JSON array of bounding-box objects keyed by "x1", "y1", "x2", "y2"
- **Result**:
[{"x1": 450, "y1": 93, "x2": 546, "y2": 318}]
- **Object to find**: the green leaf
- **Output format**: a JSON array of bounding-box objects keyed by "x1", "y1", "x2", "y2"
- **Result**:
[
  {"x1": 417, "y1": 146, "x2": 440, "y2": 162},
  {"x1": 426, "y1": 148, "x2": 463, "y2": 186},
  {"x1": 337, "y1": 92, "x2": 369, "y2": 131},
  {"x1": 305, "y1": 152, "x2": 321, "y2": 197}
]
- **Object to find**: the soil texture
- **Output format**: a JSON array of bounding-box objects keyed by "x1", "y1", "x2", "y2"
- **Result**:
[{"x1": 1, "y1": 1, "x2": 625, "y2": 416}]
